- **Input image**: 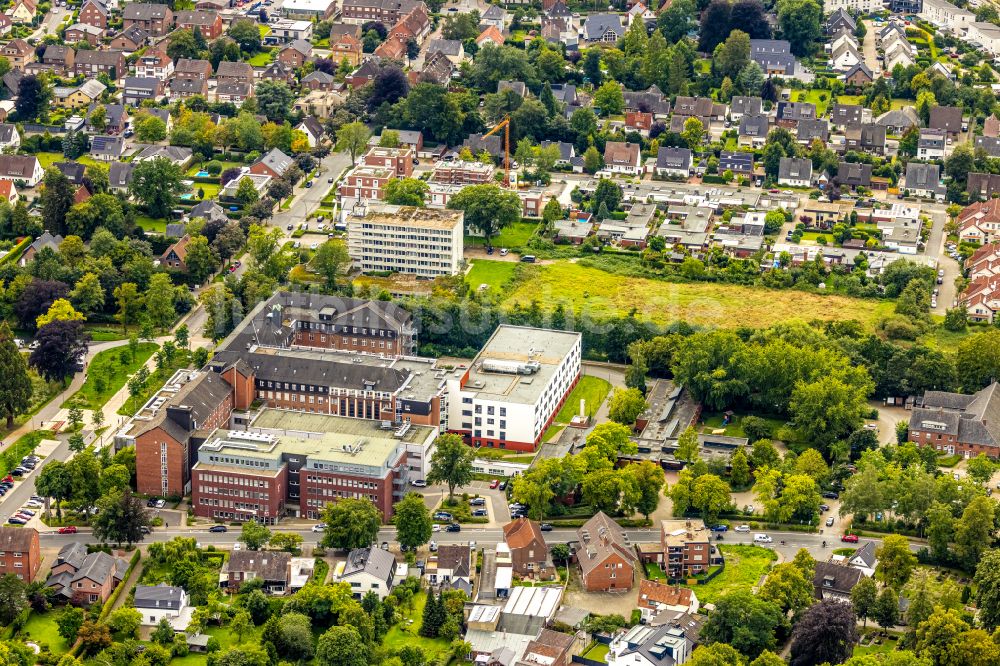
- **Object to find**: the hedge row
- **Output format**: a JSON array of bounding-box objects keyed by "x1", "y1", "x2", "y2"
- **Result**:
[{"x1": 0, "y1": 236, "x2": 32, "y2": 265}]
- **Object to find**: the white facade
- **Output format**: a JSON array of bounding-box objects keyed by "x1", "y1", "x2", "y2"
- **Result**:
[
  {"x1": 824, "y1": 0, "x2": 883, "y2": 11},
  {"x1": 919, "y1": 0, "x2": 974, "y2": 34},
  {"x1": 346, "y1": 204, "x2": 464, "y2": 277},
  {"x1": 966, "y1": 22, "x2": 1000, "y2": 54},
  {"x1": 448, "y1": 326, "x2": 582, "y2": 451}
]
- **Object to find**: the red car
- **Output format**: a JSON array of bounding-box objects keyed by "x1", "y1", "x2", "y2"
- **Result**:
[
  {"x1": 841, "y1": 534, "x2": 859, "y2": 543},
  {"x1": 57, "y1": 526, "x2": 78, "y2": 534},
  {"x1": 489, "y1": 479, "x2": 499, "y2": 489}
]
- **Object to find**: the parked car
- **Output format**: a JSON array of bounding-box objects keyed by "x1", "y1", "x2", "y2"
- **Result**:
[
  {"x1": 429, "y1": 540, "x2": 438, "y2": 551},
  {"x1": 208, "y1": 525, "x2": 228, "y2": 533},
  {"x1": 735, "y1": 524, "x2": 750, "y2": 532},
  {"x1": 432, "y1": 524, "x2": 441, "y2": 532},
  {"x1": 411, "y1": 479, "x2": 426, "y2": 487},
  {"x1": 469, "y1": 498, "x2": 486, "y2": 506},
  {"x1": 472, "y1": 509, "x2": 488, "y2": 517},
  {"x1": 433, "y1": 511, "x2": 453, "y2": 521},
  {"x1": 540, "y1": 523, "x2": 553, "y2": 531},
  {"x1": 489, "y1": 479, "x2": 499, "y2": 489},
  {"x1": 446, "y1": 523, "x2": 461, "y2": 532},
  {"x1": 822, "y1": 491, "x2": 840, "y2": 500},
  {"x1": 711, "y1": 524, "x2": 728, "y2": 532},
  {"x1": 826, "y1": 516, "x2": 835, "y2": 527},
  {"x1": 498, "y1": 481, "x2": 507, "y2": 491},
  {"x1": 841, "y1": 534, "x2": 859, "y2": 543},
  {"x1": 57, "y1": 526, "x2": 78, "y2": 534},
  {"x1": 155, "y1": 499, "x2": 166, "y2": 509},
  {"x1": 7, "y1": 517, "x2": 25, "y2": 525}
]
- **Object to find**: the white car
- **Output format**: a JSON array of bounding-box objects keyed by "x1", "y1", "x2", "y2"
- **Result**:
[
  {"x1": 735, "y1": 524, "x2": 751, "y2": 532},
  {"x1": 310, "y1": 242, "x2": 319, "y2": 250},
  {"x1": 155, "y1": 499, "x2": 165, "y2": 508},
  {"x1": 429, "y1": 540, "x2": 438, "y2": 552},
  {"x1": 233, "y1": 543, "x2": 242, "y2": 551},
  {"x1": 432, "y1": 524, "x2": 441, "y2": 532},
  {"x1": 753, "y1": 533, "x2": 773, "y2": 544},
  {"x1": 311, "y1": 523, "x2": 326, "y2": 533},
  {"x1": 499, "y1": 248, "x2": 509, "y2": 256}
]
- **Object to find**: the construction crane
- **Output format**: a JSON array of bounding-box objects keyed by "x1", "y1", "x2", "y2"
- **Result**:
[{"x1": 482, "y1": 115, "x2": 512, "y2": 189}]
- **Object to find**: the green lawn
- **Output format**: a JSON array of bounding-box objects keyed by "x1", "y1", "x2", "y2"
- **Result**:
[
  {"x1": 465, "y1": 222, "x2": 540, "y2": 249},
  {"x1": 798, "y1": 89, "x2": 834, "y2": 116},
  {"x1": 503, "y1": 261, "x2": 896, "y2": 328},
  {"x1": 553, "y1": 376, "x2": 612, "y2": 424},
  {"x1": 542, "y1": 424, "x2": 564, "y2": 442},
  {"x1": 382, "y1": 591, "x2": 452, "y2": 663},
  {"x1": 62, "y1": 342, "x2": 158, "y2": 411},
  {"x1": 837, "y1": 95, "x2": 864, "y2": 106},
  {"x1": 117, "y1": 350, "x2": 193, "y2": 416},
  {"x1": 186, "y1": 161, "x2": 244, "y2": 177},
  {"x1": 467, "y1": 259, "x2": 518, "y2": 293},
  {"x1": 581, "y1": 643, "x2": 610, "y2": 663},
  {"x1": 190, "y1": 182, "x2": 220, "y2": 200},
  {"x1": 853, "y1": 631, "x2": 901, "y2": 657},
  {"x1": 135, "y1": 216, "x2": 167, "y2": 233},
  {"x1": 682, "y1": 545, "x2": 776, "y2": 604},
  {"x1": 35, "y1": 152, "x2": 100, "y2": 169},
  {"x1": 247, "y1": 49, "x2": 273, "y2": 66},
  {"x1": 645, "y1": 562, "x2": 667, "y2": 581},
  {"x1": 0, "y1": 430, "x2": 56, "y2": 476},
  {"x1": 20, "y1": 610, "x2": 69, "y2": 655}
]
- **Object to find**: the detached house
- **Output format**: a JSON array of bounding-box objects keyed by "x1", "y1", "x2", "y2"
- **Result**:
[
  {"x1": 0, "y1": 123, "x2": 20, "y2": 151},
  {"x1": 427, "y1": 545, "x2": 473, "y2": 593},
  {"x1": 330, "y1": 33, "x2": 363, "y2": 67},
  {"x1": 336, "y1": 547, "x2": 396, "y2": 600},
  {"x1": 278, "y1": 39, "x2": 312, "y2": 68},
  {"x1": 0, "y1": 155, "x2": 42, "y2": 186},
  {"x1": 64, "y1": 23, "x2": 105, "y2": 46},
  {"x1": 79, "y1": 0, "x2": 109, "y2": 28},
  {"x1": 584, "y1": 13, "x2": 622, "y2": 42},
  {"x1": 123, "y1": 2, "x2": 174, "y2": 37},
  {"x1": 110, "y1": 25, "x2": 149, "y2": 51},
  {"x1": 134, "y1": 584, "x2": 190, "y2": 627},
  {"x1": 778, "y1": 157, "x2": 813, "y2": 187},
  {"x1": 161, "y1": 234, "x2": 193, "y2": 271},
  {"x1": 813, "y1": 561, "x2": 863, "y2": 602},
  {"x1": 45, "y1": 543, "x2": 129, "y2": 605},
  {"x1": 502, "y1": 518, "x2": 555, "y2": 580},
  {"x1": 216, "y1": 60, "x2": 254, "y2": 84},
  {"x1": 249, "y1": 148, "x2": 294, "y2": 179},
  {"x1": 655, "y1": 147, "x2": 693, "y2": 179},
  {"x1": 8, "y1": 0, "x2": 35, "y2": 24},
  {"x1": 576, "y1": 512, "x2": 637, "y2": 592},
  {"x1": 904, "y1": 162, "x2": 946, "y2": 200},
  {"x1": 604, "y1": 142, "x2": 642, "y2": 175},
  {"x1": 225, "y1": 550, "x2": 292, "y2": 594},
  {"x1": 0, "y1": 526, "x2": 39, "y2": 582},
  {"x1": 637, "y1": 580, "x2": 699, "y2": 624},
  {"x1": 2, "y1": 39, "x2": 33, "y2": 71}
]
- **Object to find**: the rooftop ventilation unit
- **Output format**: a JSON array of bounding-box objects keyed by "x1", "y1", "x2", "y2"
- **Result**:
[{"x1": 481, "y1": 359, "x2": 541, "y2": 375}]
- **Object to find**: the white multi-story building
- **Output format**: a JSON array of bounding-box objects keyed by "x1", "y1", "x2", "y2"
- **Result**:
[
  {"x1": 919, "y1": 0, "x2": 974, "y2": 34},
  {"x1": 346, "y1": 204, "x2": 464, "y2": 277},
  {"x1": 824, "y1": 0, "x2": 883, "y2": 13},
  {"x1": 447, "y1": 326, "x2": 582, "y2": 452},
  {"x1": 966, "y1": 21, "x2": 1000, "y2": 54}
]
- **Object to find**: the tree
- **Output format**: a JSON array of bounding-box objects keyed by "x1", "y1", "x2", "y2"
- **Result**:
[
  {"x1": 129, "y1": 158, "x2": 185, "y2": 219},
  {"x1": 715, "y1": 30, "x2": 751, "y2": 81},
  {"x1": 320, "y1": 497, "x2": 382, "y2": 550},
  {"x1": 57, "y1": 606, "x2": 85, "y2": 642},
  {"x1": 873, "y1": 587, "x2": 899, "y2": 630},
  {"x1": 99, "y1": 464, "x2": 131, "y2": 495},
  {"x1": 915, "y1": 607, "x2": 968, "y2": 664},
  {"x1": 183, "y1": 235, "x2": 220, "y2": 285},
  {"x1": 692, "y1": 474, "x2": 732, "y2": 524},
  {"x1": 228, "y1": 19, "x2": 262, "y2": 52},
  {"x1": 731, "y1": 0, "x2": 771, "y2": 38},
  {"x1": 875, "y1": 534, "x2": 917, "y2": 589},
  {"x1": 317, "y1": 625, "x2": 369, "y2": 666},
  {"x1": 0, "y1": 322, "x2": 31, "y2": 427},
  {"x1": 41, "y1": 168, "x2": 75, "y2": 236},
  {"x1": 254, "y1": 80, "x2": 295, "y2": 123},
  {"x1": 427, "y1": 433, "x2": 475, "y2": 498},
  {"x1": 239, "y1": 521, "x2": 272, "y2": 550},
  {"x1": 337, "y1": 121, "x2": 371, "y2": 163},
  {"x1": 790, "y1": 374, "x2": 872, "y2": 452},
  {"x1": 236, "y1": 177, "x2": 259, "y2": 205},
  {"x1": 593, "y1": 81, "x2": 624, "y2": 116},
  {"x1": 789, "y1": 599, "x2": 859, "y2": 666},
  {"x1": 966, "y1": 453, "x2": 994, "y2": 485},
  {"x1": 730, "y1": 447, "x2": 751, "y2": 487},
  {"x1": 92, "y1": 487, "x2": 151, "y2": 546},
  {"x1": 145, "y1": 273, "x2": 176, "y2": 331},
  {"x1": 777, "y1": 0, "x2": 822, "y2": 56},
  {"x1": 15, "y1": 74, "x2": 50, "y2": 120},
  {"x1": 114, "y1": 282, "x2": 142, "y2": 333},
  {"x1": 36, "y1": 460, "x2": 72, "y2": 520},
  {"x1": 106, "y1": 607, "x2": 142, "y2": 639},
  {"x1": 688, "y1": 644, "x2": 743, "y2": 666},
  {"x1": 151, "y1": 617, "x2": 175, "y2": 645},
  {"x1": 851, "y1": 576, "x2": 878, "y2": 627},
  {"x1": 384, "y1": 178, "x2": 430, "y2": 207},
  {"x1": 699, "y1": 0, "x2": 732, "y2": 52},
  {"x1": 310, "y1": 240, "x2": 351, "y2": 292},
  {"x1": 701, "y1": 589, "x2": 785, "y2": 659},
  {"x1": 974, "y1": 549, "x2": 1000, "y2": 631},
  {"x1": 794, "y1": 449, "x2": 829, "y2": 485},
  {"x1": 394, "y1": 493, "x2": 432, "y2": 550},
  {"x1": 626, "y1": 460, "x2": 665, "y2": 519},
  {"x1": 955, "y1": 495, "x2": 995, "y2": 569},
  {"x1": 608, "y1": 387, "x2": 648, "y2": 424},
  {"x1": 447, "y1": 184, "x2": 522, "y2": 245},
  {"x1": 70, "y1": 273, "x2": 105, "y2": 315},
  {"x1": 368, "y1": 65, "x2": 409, "y2": 111},
  {"x1": 30, "y1": 320, "x2": 89, "y2": 384},
  {"x1": 759, "y1": 562, "x2": 814, "y2": 617},
  {"x1": 230, "y1": 610, "x2": 253, "y2": 644},
  {"x1": 676, "y1": 426, "x2": 700, "y2": 463},
  {"x1": 583, "y1": 145, "x2": 603, "y2": 173},
  {"x1": 135, "y1": 114, "x2": 167, "y2": 142},
  {"x1": 682, "y1": 117, "x2": 705, "y2": 150}
]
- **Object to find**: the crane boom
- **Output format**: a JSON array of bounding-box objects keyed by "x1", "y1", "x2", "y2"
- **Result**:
[{"x1": 482, "y1": 115, "x2": 511, "y2": 188}]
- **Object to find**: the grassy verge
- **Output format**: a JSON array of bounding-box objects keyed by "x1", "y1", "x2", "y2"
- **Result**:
[
  {"x1": 553, "y1": 376, "x2": 612, "y2": 424},
  {"x1": 0, "y1": 430, "x2": 56, "y2": 475},
  {"x1": 63, "y1": 342, "x2": 158, "y2": 411},
  {"x1": 681, "y1": 544, "x2": 776, "y2": 604},
  {"x1": 116, "y1": 350, "x2": 193, "y2": 416}
]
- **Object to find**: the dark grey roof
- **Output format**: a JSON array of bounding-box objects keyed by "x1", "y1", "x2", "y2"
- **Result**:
[
  {"x1": 729, "y1": 96, "x2": 762, "y2": 117},
  {"x1": 0, "y1": 124, "x2": 16, "y2": 145},
  {"x1": 739, "y1": 114, "x2": 769, "y2": 137},
  {"x1": 656, "y1": 147, "x2": 692, "y2": 170},
  {"x1": 836, "y1": 161, "x2": 872, "y2": 187},
  {"x1": 719, "y1": 151, "x2": 753, "y2": 171},
  {"x1": 750, "y1": 38, "x2": 796, "y2": 73},
  {"x1": 118, "y1": 24, "x2": 149, "y2": 45},
  {"x1": 814, "y1": 561, "x2": 863, "y2": 597},
  {"x1": 583, "y1": 13, "x2": 622, "y2": 40},
  {"x1": 427, "y1": 38, "x2": 462, "y2": 57},
  {"x1": 827, "y1": 8, "x2": 856, "y2": 32},
  {"x1": 549, "y1": 83, "x2": 577, "y2": 105},
  {"x1": 852, "y1": 123, "x2": 886, "y2": 148},
  {"x1": 136, "y1": 145, "x2": 193, "y2": 163},
  {"x1": 920, "y1": 128, "x2": 946, "y2": 150},
  {"x1": 29, "y1": 231, "x2": 63, "y2": 255},
  {"x1": 171, "y1": 78, "x2": 206, "y2": 95},
  {"x1": 625, "y1": 86, "x2": 670, "y2": 116},
  {"x1": 343, "y1": 547, "x2": 396, "y2": 588},
  {"x1": 497, "y1": 80, "x2": 526, "y2": 97},
  {"x1": 778, "y1": 156, "x2": 812, "y2": 181},
  {"x1": 540, "y1": 141, "x2": 574, "y2": 162},
  {"x1": 216, "y1": 81, "x2": 252, "y2": 97},
  {"x1": 463, "y1": 133, "x2": 503, "y2": 158},
  {"x1": 302, "y1": 70, "x2": 335, "y2": 84},
  {"x1": 227, "y1": 550, "x2": 291, "y2": 583},
  {"x1": 135, "y1": 583, "x2": 186, "y2": 610},
  {"x1": 435, "y1": 544, "x2": 471, "y2": 577},
  {"x1": 90, "y1": 134, "x2": 125, "y2": 156},
  {"x1": 976, "y1": 135, "x2": 1000, "y2": 157},
  {"x1": 255, "y1": 148, "x2": 293, "y2": 175},
  {"x1": 124, "y1": 76, "x2": 159, "y2": 92},
  {"x1": 777, "y1": 101, "x2": 816, "y2": 122},
  {"x1": 88, "y1": 103, "x2": 125, "y2": 127},
  {"x1": 55, "y1": 542, "x2": 88, "y2": 569},
  {"x1": 165, "y1": 223, "x2": 187, "y2": 238},
  {"x1": 913, "y1": 383, "x2": 1000, "y2": 447},
  {"x1": 298, "y1": 116, "x2": 324, "y2": 140},
  {"x1": 928, "y1": 105, "x2": 963, "y2": 132},
  {"x1": 109, "y1": 162, "x2": 135, "y2": 188},
  {"x1": 844, "y1": 62, "x2": 874, "y2": 80},
  {"x1": 876, "y1": 107, "x2": 919, "y2": 130},
  {"x1": 904, "y1": 162, "x2": 943, "y2": 193},
  {"x1": 124, "y1": 2, "x2": 170, "y2": 19},
  {"x1": 131, "y1": 371, "x2": 233, "y2": 442},
  {"x1": 47, "y1": 550, "x2": 126, "y2": 592},
  {"x1": 797, "y1": 118, "x2": 829, "y2": 142},
  {"x1": 851, "y1": 541, "x2": 877, "y2": 569},
  {"x1": 830, "y1": 104, "x2": 863, "y2": 126},
  {"x1": 55, "y1": 161, "x2": 86, "y2": 184},
  {"x1": 673, "y1": 96, "x2": 717, "y2": 117},
  {"x1": 190, "y1": 199, "x2": 228, "y2": 222},
  {"x1": 216, "y1": 60, "x2": 254, "y2": 80}
]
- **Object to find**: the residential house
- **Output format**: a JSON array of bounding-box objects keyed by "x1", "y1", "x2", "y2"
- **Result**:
[
  {"x1": 876, "y1": 107, "x2": 920, "y2": 134},
  {"x1": 844, "y1": 62, "x2": 874, "y2": 88},
  {"x1": 918, "y1": 128, "x2": 947, "y2": 159},
  {"x1": 776, "y1": 101, "x2": 816, "y2": 128},
  {"x1": 0, "y1": 123, "x2": 20, "y2": 151},
  {"x1": 655, "y1": 147, "x2": 692, "y2": 179},
  {"x1": 336, "y1": 547, "x2": 396, "y2": 599},
  {"x1": 278, "y1": 39, "x2": 312, "y2": 68},
  {"x1": 346, "y1": 58, "x2": 381, "y2": 88},
  {"x1": 641, "y1": 519, "x2": 722, "y2": 580},
  {"x1": 604, "y1": 142, "x2": 642, "y2": 175},
  {"x1": 729, "y1": 96, "x2": 762, "y2": 121},
  {"x1": 330, "y1": 33, "x2": 363, "y2": 67},
  {"x1": 830, "y1": 103, "x2": 866, "y2": 127},
  {"x1": 846, "y1": 541, "x2": 878, "y2": 577},
  {"x1": 86, "y1": 103, "x2": 127, "y2": 133},
  {"x1": 637, "y1": 580, "x2": 699, "y2": 624},
  {"x1": 576, "y1": 512, "x2": 637, "y2": 592},
  {"x1": 73, "y1": 50, "x2": 126, "y2": 80},
  {"x1": 904, "y1": 162, "x2": 946, "y2": 199},
  {"x1": 123, "y1": 2, "x2": 174, "y2": 37},
  {"x1": 739, "y1": 115, "x2": 769, "y2": 147},
  {"x1": 0, "y1": 180, "x2": 18, "y2": 205},
  {"x1": 928, "y1": 105, "x2": 964, "y2": 135},
  {"x1": 123, "y1": 77, "x2": 164, "y2": 106},
  {"x1": 481, "y1": 3, "x2": 507, "y2": 30},
  {"x1": 813, "y1": 561, "x2": 863, "y2": 601},
  {"x1": 215, "y1": 81, "x2": 253, "y2": 106},
  {"x1": 427, "y1": 544, "x2": 473, "y2": 594},
  {"x1": 426, "y1": 38, "x2": 464, "y2": 64},
  {"x1": 958, "y1": 199, "x2": 1000, "y2": 243},
  {"x1": 476, "y1": 26, "x2": 504, "y2": 48},
  {"x1": 778, "y1": 157, "x2": 812, "y2": 187},
  {"x1": 109, "y1": 162, "x2": 135, "y2": 192},
  {"x1": 968, "y1": 172, "x2": 1000, "y2": 200},
  {"x1": 498, "y1": 80, "x2": 527, "y2": 97},
  {"x1": 0, "y1": 14, "x2": 10, "y2": 36},
  {"x1": 844, "y1": 123, "x2": 886, "y2": 154},
  {"x1": 554, "y1": 218, "x2": 593, "y2": 244},
  {"x1": 264, "y1": 18, "x2": 314, "y2": 45},
  {"x1": 36, "y1": 45, "x2": 75, "y2": 75},
  {"x1": 583, "y1": 13, "x2": 622, "y2": 42},
  {"x1": 295, "y1": 116, "x2": 324, "y2": 148},
  {"x1": 835, "y1": 161, "x2": 873, "y2": 189},
  {"x1": 64, "y1": 23, "x2": 105, "y2": 46},
  {"x1": 606, "y1": 623, "x2": 693, "y2": 666},
  {"x1": 8, "y1": 0, "x2": 35, "y2": 23},
  {"x1": 20, "y1": 230, "x2": 62, "y2": 265},
  {"x1": 45, "y1": 543, "x2": 128, "y2": 605},
  {"x1": 502, "y1": 518, "x2": 554, "y2": 580},
  {"x1": 830, "y1": 36, "x2": 862, "y2": 71},
  {"x1": 249, "y1": 148, "x2": 294, "y2": 179},
  {"x1": 55, "y1": 162, "x2": 85, "y2": 184},
  {"x1": 976, "y1": 135, "x2": 1000, "y2": 158},
  {"x1": 110, "y1": 25, "x2": 149, "y2": 51},
  {"x1": 188, "y1": 200, "x2": 229, "y2": 225},
  {"x1": 216, "y1": 60, "x2": 254, "y2": 84},
  {"x1": 1, "y1": 39, "x2": 33, "y2": 70},
  {"x1": 624, "y1": 86, "x2": 671, "y2": 119},
  {"x1": 0, "y1": 155, "x2": 42, "y2": 187},
  {"x1": 281, "y1": 0, "x2": 337, "y2": 20},
  {"x1": 826, "y1": 8, "x2": 857, "y2": 35},
  {"x1": 797, "y1": 118, "x2": 830, "y2": 145},
  {"x1": 134, "y1": 145, "x2": 193, "y2": 168},
  {"x1": 750, "y1": 39, "x2": 796, "y2": 75},
  {"x1": 134, "y1": 584, "x2": 190, "y2": 627},
  {"x1": 170, "y1": 77, "x2": 208, "y2": 99},
  {"x1": 90, "y1": 135, "x2": 126, "y2": 162},
  {"x1": 719, "y1": 151, "x2": 754, "y2": 177},
  {"x1": 174, "y1": 10, "x2": 222, "y2": 39},
  {"x1": 52, "y1": 80, "x2": 107, "y2": 109},
  {"x1": 0, "y1": 527, "x2": 39, "y2": 582},
  {"x1": 625, "y1": 111, "x2": 653, "y2": 136},
  {"x1": 417, "y1": 51, "x2": 455, "y2": 85},
  {"x1": 79, "y1": 0, "x2": 109, "y2": 28},
  {"x1": 302, "y1": 70, "x2": 336, "y2": 91},
  {"x1": 261, "y1": 61, "x2": 297, "y2": 86},
  {"x1": 137, "y1": 51, "x2": 173, "y2": 79},
  {"x1": 161, "y1": 234, "x2": 193, "y2": 271},
  {"x1": 225, "y1": 550, "x2": 292, "y2": 594},
  {"x1": 173, "y1": 58, "x2": 213, "y2": 82},
  {"x1": 919, "y1": 0, "x2": 974, "y2": 35}
]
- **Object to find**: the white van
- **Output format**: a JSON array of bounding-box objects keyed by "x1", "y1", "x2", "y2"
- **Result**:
[{"x1": 753, "y1": 534, "x2": 773, "y2": 544}]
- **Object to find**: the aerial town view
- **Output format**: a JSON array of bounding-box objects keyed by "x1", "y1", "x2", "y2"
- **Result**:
[{"x1": 0, "y1": 0, "x2": 999, "y2": 662}]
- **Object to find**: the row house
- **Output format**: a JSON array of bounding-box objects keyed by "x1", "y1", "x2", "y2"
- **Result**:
[
  {"x1": 123, "y1": 2, "x2": 173, "y2": 37},
  {"x1": 170, "y1": 77, "x2": 208, "y2": 99},
  {"x1": 341, "y1": 0, "x2": 423, "y2": 25},
  {"x1": 174, "y1": 10, "x2": 222, "y2": 39},
  {"x1": 174, "y1": 58, "x2": 213, "y2": 82},
  {"x1": 123, "y1": 77, "x2": 164, "y2": 106},
  {"x1": 64, "y1": 23, "x2": 105, "y2": 46},
  {"x1": 215, "y1": 81, "x2": 253, "y2": 107},
  {"x1": 216, "y1": 60, "x2": 254, "y2": 84}
]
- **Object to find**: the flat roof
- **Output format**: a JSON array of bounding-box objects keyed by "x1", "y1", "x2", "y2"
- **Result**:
[
  {"x1": 200, "y1": 426, "x2": 404, "y2": 470},
  {"x1": 502, "y1": 586, "x2": 562, "y2": 618},
  {"x1": 362, "y1": 204, "x2": 464, "y2": 230},
  {"x1": 251, "y1": 408, "x2": 436, "y2": 445},
  {"x1": 463, "y1": 326, "x2": 580, "y2": 405}
]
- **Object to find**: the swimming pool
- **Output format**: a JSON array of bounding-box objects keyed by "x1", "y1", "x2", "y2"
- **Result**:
[{"x1": 195, "y1": 171, "x2": 210, "y2": 177}]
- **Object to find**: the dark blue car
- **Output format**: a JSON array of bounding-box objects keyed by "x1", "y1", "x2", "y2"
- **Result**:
[{"x1": 711, "y1": 525, "x2": 728, "y2": 532}]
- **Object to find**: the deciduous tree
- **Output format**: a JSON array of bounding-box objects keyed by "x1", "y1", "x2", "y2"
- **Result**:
[
  {"x1": 427, "y1": 433, "x2": 475, "y2": 498},
  {"x1": 320, "y1": 498, "x2": 382, "y2": 550}
]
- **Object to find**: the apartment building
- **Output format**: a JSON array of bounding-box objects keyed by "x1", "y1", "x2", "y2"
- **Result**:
[
  {"x1": 658, "y1": 520, "x2": 723, "y2": 579},
  {"x1": 339, "y1": 146, "x2": 414, "y2": 200},
  {"x1": 341, "y1": 0, "x2": 422, "y2": 25},
  {"x1": 0, "y1": 526, "x2": 39, "y2": 582},
  {"x1": 346, "y1": 204, "x2": 464, "y2": 277},
  {"x1": 430, "y1": 161, "x2": 495, "y2": 184},
  {"x1": 919, "y1": 0, "x2": 973, "y2": 33},
  {"x1": 909, "y1": 383, "x2": 1000, "y2": 458},
  {"x1": 123, "y1": 2, "x2": 174, "y2": 36},
  {"x1": 447, "y1": 325, "x2": 581, "y2": 452}
]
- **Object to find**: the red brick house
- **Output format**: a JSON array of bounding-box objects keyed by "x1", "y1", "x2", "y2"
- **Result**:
[
  {"x1": 161, "y1": 234, "x2": 192, "y2": 272},
  {"x1": 277, "y1": 39, "x2": 312, "y2": 68},
  {"x1": 123, "y1": 2, "x2": 173, "y2": 37},
  {"x1": 249, "y1": 148, "x2": 294, "y2": 179},
  {"x1": 575, "y1": 512, "x2": 637, "y2": 592},
  {"x1": 625, "y1": 111, "x2": 653, "y2": 136},
  {"x1": 79, "y1": 0, "x2": 108, "y2": 28},
  {"x1": 64, "y1": 24, "x2": 104, "y2": 46},
  {"x1": 502, "y1": 517, "x2": 555, "y2": 579},
  {"x1": 173, "y1": 58, "x2": 213, "y2": 82},
  {"x1": 225, "y1": 551, "x2": 291, "y2": 594},
  {"x1": 45, "y1": 543, "x2": 129, "y2": 606},
  {"x1": 174, "y1": 10, "x2": 222, "y2": 39},
  {"x1": 109, "y1": 25, "x2": 148, "y2": 51},
  {"x1": 73, "y1": 50, "x2": 125, "y2": 80},
  {"x1": 0, "y1": 526, "x2": 39, "y2": 582}
]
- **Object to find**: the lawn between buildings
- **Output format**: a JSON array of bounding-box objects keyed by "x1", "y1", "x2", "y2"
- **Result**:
[
  {"x1": 382, "y1": 588, "x2": 452, "y2": 663},
  {"x1": 116, "y1": 349, "x2": 194, "y2": 416},
  {"x1": 679, "y1": 544, "x2": 777, "y2": 604},
  {"x1": 62, "y1": 342, "x2": 159, "y2": 411}
]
